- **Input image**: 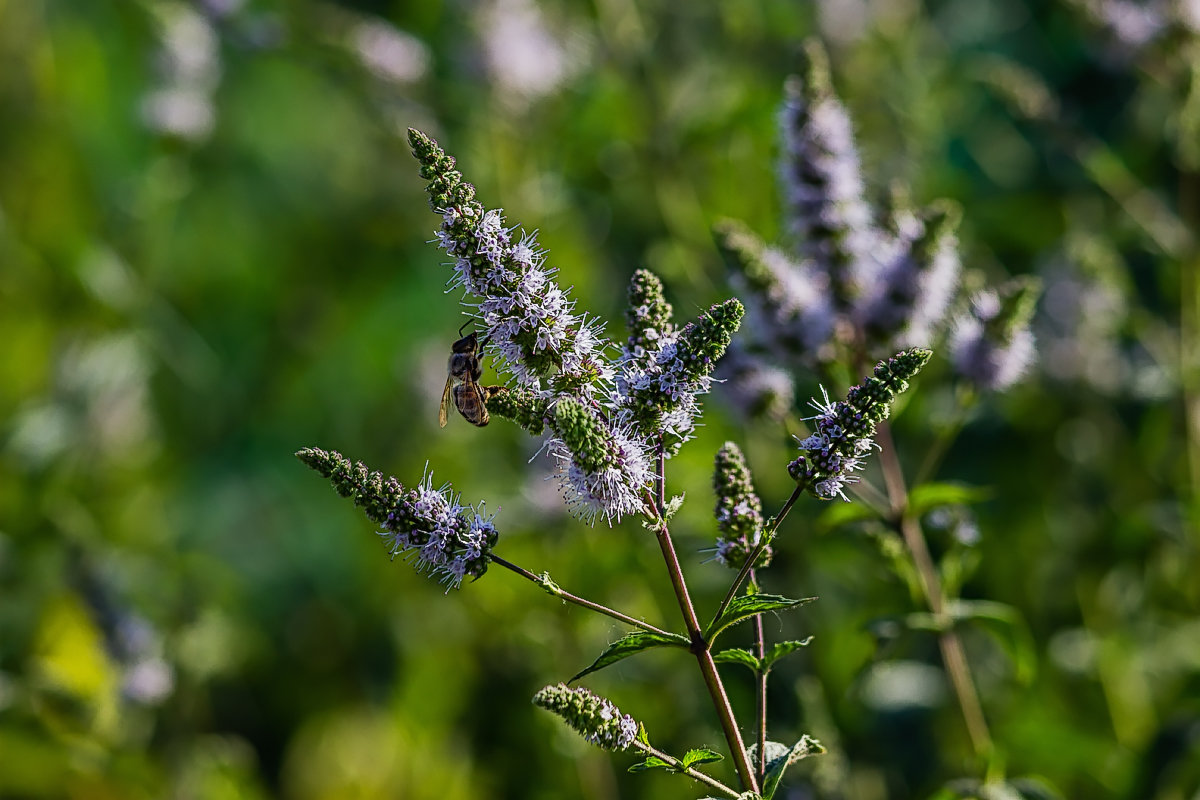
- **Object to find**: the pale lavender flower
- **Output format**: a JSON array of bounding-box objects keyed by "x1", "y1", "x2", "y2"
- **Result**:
[
  {"x1": 611, "y1": 300, "x2": 744, "y2": 450},
  {"x1": 779, "y1": 40, "x2": 882, "y2": 310},
  {"x1": 714, "y1": 343, "x2": 796, "y2": 422},
  {"x1": 349, "y1": 18, "x2": 429, "y2": 84},
  {"x1": 548, "y1": 399, "x2": 652, "y2": 524},
  {"x1": 297, "y1": 448, "x2": 499, "y2": 589},
  {"x1": 533, "y1": 683, "x2": 639, "y2": 752},
  {"x1": 714, "y1": 219, "x2": 836, "y2": 361},
  {"x1": 478, "y1": 0, "x2": 585, "y2": 106},
  {"x1": 412, "y1": 133, "x2": 612, "y2": 401},
  {"x1": 858, "y1": 204, "x2": 961, "y2": 349},
  {"x1": 949, "y1": 279, "x2": 1040, "y2": 392},
  {"x1": 788, "y1": 349, "x2": 931, "y2": 500},
  {"x1": 385, "y1": 469, "x2": 500, "y2": 589},
  {"x1": 142, "y1": 3, "x2": 220, "y2": 142}
]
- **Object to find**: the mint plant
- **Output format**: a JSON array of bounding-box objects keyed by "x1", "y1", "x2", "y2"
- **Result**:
[{"x1": 299, "y1": 38, "x2": 1045, "y2": 799}]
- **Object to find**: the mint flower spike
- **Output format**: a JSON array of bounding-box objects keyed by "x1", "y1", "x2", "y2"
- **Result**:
[
  {"x1": 614, "y1": 298, "x2": 745, "y2": 451},
  {"x1": 296, "y1": 447, "x2": 498, "y2": 589},
  {"x1": 859, "y1": 201, "x2": 962, "y2": 350},
  {"x1": 549, "y1": 398, "x2": 652, "y2": 524},
  {"x1": 949, "y1": 276, "x2": 1041, "y2": 391},
  {"x1": 713, "y1": 441, "x2": 771, "y2": 569},
  {"x1": 779, "y1": 38, "x2": 880, "y2": 313},
  {"x1": 623, "y1": 268, "x2": 676, "y2": 370},
  {"x1": 713, "y1": 218, "x2": 835, "y2": 363},
  {"x1": 532, "y1": 683, "x2": 639, "y2": 752},
  {"x1": 407, "y1": 128, "x2": 610, "y2": 399},
  {"x1": 787, "y1": 348, "x2": 932, "y2": 500}
]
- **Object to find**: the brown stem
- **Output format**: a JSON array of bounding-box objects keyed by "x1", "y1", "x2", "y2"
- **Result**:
[
  {"x1": 487, "y1": 554, "x2": 677, "y2": 639},
  {"x1": 875, "y1": 422, "x2": 994, "y2": 759},
  {"x1": 647, "y1": 442, "x2": 760, "y2": 794}
]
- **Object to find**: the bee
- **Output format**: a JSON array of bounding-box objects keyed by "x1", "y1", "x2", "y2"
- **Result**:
[{"x1": 439, "y1": 329, "x2": 502, "y2": 427}]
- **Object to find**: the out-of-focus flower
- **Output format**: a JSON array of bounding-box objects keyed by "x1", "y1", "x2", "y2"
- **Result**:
[
  {"x1": 949, "y1": 277, "x2": 1041, "y2": 392},
  {"x1": 714, "y1": 343, "x2": 796, "y2": 423},
  {"x1": 779, "y1": 39, "x2": 880, "y2": 313},
  {"x1": 858, "y1": 202, "x2": 962, "y2": 349},
  {"x1": 478, "y1": 0, "x2": 586, "y2": 105},
  {"x1": 714, "y1": 218, "x2": 835, "y2": 364},
  {"x1": 533, "y1": 683, "x2": 639, "y2": 751},
  {"x1": 297, "y1": 448, "x2": 498, "y2": 588},
  {"x1": 142, "y1": 2, "x2": 221, "y2": 142},
  {"x1": 712, "y1": 442, "x2": 770, "y2": 569},
  {"x1": 788, "y1": 348, "x2": 931, "y2": 499},
  {"x1": 349, "y1": 18, "x2": 429, "y2": 84}
]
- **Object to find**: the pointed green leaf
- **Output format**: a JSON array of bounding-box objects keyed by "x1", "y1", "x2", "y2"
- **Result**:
[
  {"x1": 908, "y1": 482, "x2": 992, "y2": 515},
  {"x1": 628, "y1": 756, "x2": 672, "y2": 773},
  {"x1": 680, "y1": 748, "x2": 724, "y2": 769},
  {"x1": 635, "y1": 723, "x2": 650, "y2": 748},
  {"x1": 761, "y1": 735, "x2": 824, "y2": 799},
  {"x1": 713, "y1": 647, "x2": 761, "y2": 673},
  {"x1": 761, "y1": 637, "x2": 814, "y2": 670},
  {"x1": 569, "y1": 630, "x2": 690, "y2": 683},
  {"x1": 706, "y1": 594, "x2": 816, "y2": 643}
]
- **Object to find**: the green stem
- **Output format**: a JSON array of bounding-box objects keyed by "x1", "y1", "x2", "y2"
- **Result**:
[
  {"x1": 714, "y1": 485, "x2": 803, "y2": 624},
  {"x1": 631, "y1": 740, "x2": 742, "y2": 798},
  {"x1": 875, "y1": 422, "x2": 994, "y2": 760},
  {"x1": 751, "y1": 570, "x2": 768, "y2": 787},
  {"x1": 487, "y1": 554, "x2": 677, "y2": 639}
]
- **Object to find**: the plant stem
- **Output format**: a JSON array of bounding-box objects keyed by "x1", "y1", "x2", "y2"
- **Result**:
[
  {"x1": 751, "y1": 569, "x2": 768, "y2": 787},
  {"x1": 875, "y1": 422, "x2": 994, "y2": 759},
  {"x1": 630, "y1": 740, "x2": 742, "y2": 798},
  {"x1": 714, "y1": 485, "x2": 804, "y2": 624},
  {"x1": 648, "y1": 442, "x2": 760, "y2": 795},
  {"x1": 487, "y1": 554, "x2": 678, "y2": 639}
]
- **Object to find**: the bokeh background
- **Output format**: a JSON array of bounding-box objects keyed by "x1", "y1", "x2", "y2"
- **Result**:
[{"x1": 2, "y1": 0, "x2": 1199, "y2": 798}]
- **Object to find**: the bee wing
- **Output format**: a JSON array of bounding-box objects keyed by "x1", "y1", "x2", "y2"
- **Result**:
[{"x1": 439, "y1": 377, "x2": 453, "y2": 427}]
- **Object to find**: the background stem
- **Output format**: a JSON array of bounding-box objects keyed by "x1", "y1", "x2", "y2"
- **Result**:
[
  {"x1": 876, "y1": 422, "x2": 994, "y2": 759},
  {"x1": 648, "y1": 444, "x2": 760, "y2": 795}
]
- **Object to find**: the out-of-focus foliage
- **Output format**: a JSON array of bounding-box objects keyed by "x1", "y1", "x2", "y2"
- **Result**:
[{"x1": 1, "y1": 0, "x2": 1197, "y2": 798}]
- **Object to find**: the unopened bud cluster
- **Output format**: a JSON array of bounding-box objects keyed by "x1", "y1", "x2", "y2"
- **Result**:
[
  {"x1": 532, "y1": 683, "x2": 639, "y2": 752},
  {"x1": 296, "y1": 447, "x2": 498, "y2": 588},
  {"x1": 623, "y1": 269, "x2": 676, "y2": 369},
  {"x1": 788, "y1": 349, "x2": 931, "y2": 500},
  {"x1": 712, "y1": 442, "x2": 771, "y2": 569},
  {"x1": 485, "y1": 386, "x2": 551, "y2": 435},
  {"x1": 614, "y1": 298, "x2": 744, "y2": 448}
]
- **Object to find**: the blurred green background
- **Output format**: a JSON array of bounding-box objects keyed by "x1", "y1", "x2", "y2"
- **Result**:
[{"x1": 2, "y1": 0, "x2": 1198, "y2": 798}]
